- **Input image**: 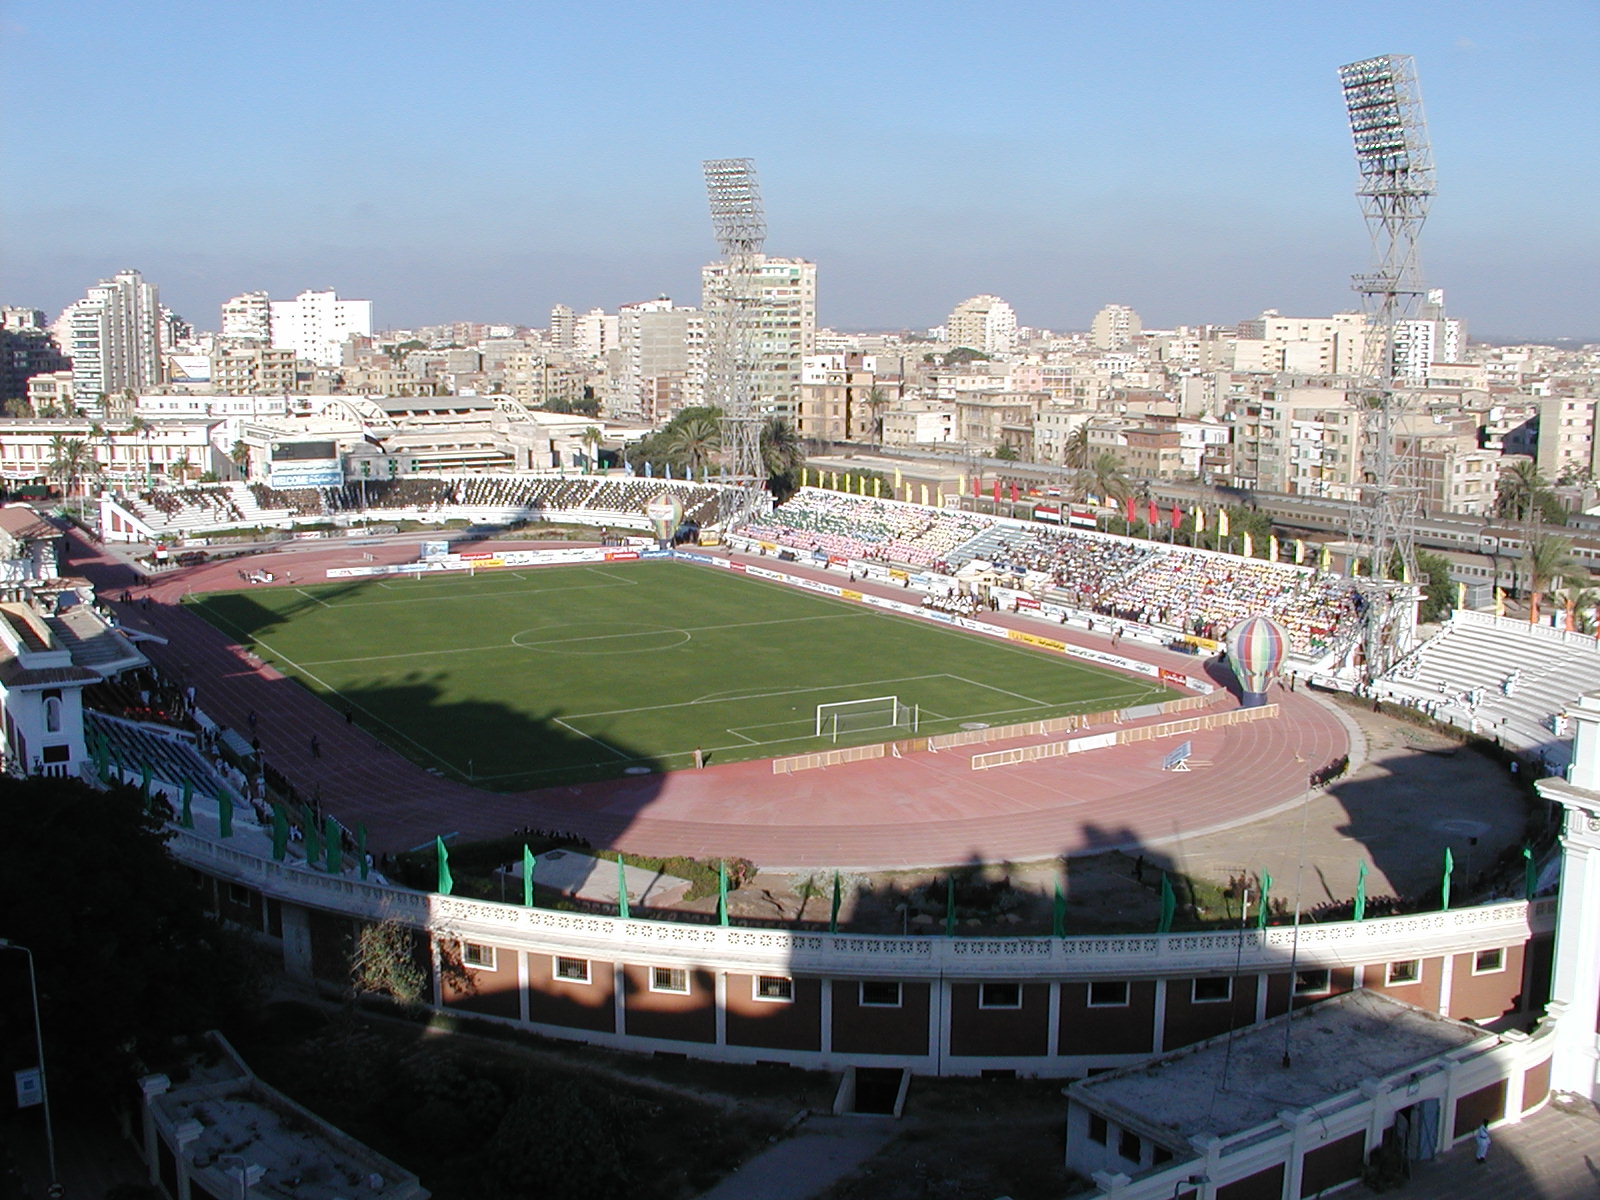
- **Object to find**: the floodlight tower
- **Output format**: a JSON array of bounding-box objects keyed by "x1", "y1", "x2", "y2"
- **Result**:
[
  {"x1": 1339, "y1": 54, "x2": 1435, "y2": 675},
  {"x1": 703, "y1": 158, "x2": 769, "y2": 531}
]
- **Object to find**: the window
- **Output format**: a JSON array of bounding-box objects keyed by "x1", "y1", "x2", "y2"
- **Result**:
[
  {"x1": 1088, "y1": 1113, "x2": 1108, "y2": 1145},
  {"x1": 1192, "y1": 977, "x2": 1232, "y2": 1003},
  {"x1": 1118, "y1": 1129, "x2": 1141, "y2": 1163},
  {"x1": 859, "y1": 981, "x2": 902, "y2": 1008},
  {"x1": 1473, "y1": 948, "x2": 1505, "y2": 975},
  {"x1": 554, "y1": 955, "x2": 590, "y2": 983},
  {"x1": 979, "y1": 982, "x2": 1022, "y2": 1009},
  {"x1": 650, "y1": 966, "x2": 689, "y2": 994},
  {"x1": 754, "y1": 975, "x2": 794, "y2": 1003},
  {"x1": 1293, "y1": 969, "x2": 1332, "y2": 996},
  {"x1": 1386, "y1": 959, "x2": 1420, "y2": 985},
  {"x1": 463, "y1": 942, "x2": 496, "y2": 971},
  {"x1": 1088, "y1": 981, "x2": 1130, "y2": 1008},
  {"x1": 42, "y1": 693, "x2": 61, "y2": 734},
  {"x1": 227, "y1": 882, "x2": 253, "y2": 907}
]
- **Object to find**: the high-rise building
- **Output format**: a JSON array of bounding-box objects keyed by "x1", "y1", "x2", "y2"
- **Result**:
[
  {"x1": 1392, "y1": 289, "x2": 1464, "y2": 384},
  {"x1": 221, "y1": 291, "x2": 273, "y2": 344},
  {"x1": 269, "y1": 289, "x2": 373, "y2": 367},
  {"x1": 0, "y1": 328, "x2": 69, "y2": 407},
  {"x1": 62, "y1": 269, "x2": 163, "y2": 406},
  {"x1": 1090, "y1": 303, "x2": 1143, "y2": 350},
  {"x1": 610, "y1": 298, "x2": 704, "y2": 424},
  {"x1": 572, "y1": 308, "x2": 617, "y2": 360},
  {"x1": 946, "y1": 295, "x2": 1018, "y2": 355},
  {"x1": 700, "y1": 255, "x2": 816, "y2": 417},
  {"x1": 549, "y1": 304, "x2": 575, "y2": 350}
]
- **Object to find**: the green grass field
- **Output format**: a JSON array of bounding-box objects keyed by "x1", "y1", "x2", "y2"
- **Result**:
[{"x1": 186, "y1": 561, "x2": 1173, "y2": 788}]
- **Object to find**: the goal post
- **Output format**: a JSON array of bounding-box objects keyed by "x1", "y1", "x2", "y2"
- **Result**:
[{"x1": 815, "y1": 695, "x2": 918, "y2": 742}]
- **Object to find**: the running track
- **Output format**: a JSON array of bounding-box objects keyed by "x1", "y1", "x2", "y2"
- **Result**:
[{"x1": 72, "y1": 532, "x2": 1349, "y2": 869}]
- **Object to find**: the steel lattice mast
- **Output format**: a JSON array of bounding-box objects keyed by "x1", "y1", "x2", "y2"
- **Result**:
[
  {"x1": 703, "y1": 158, "x2": 769, "y2": 531},
  {"x1": 1339, "y1": 54, "x2": 1435, "y2": 675}
]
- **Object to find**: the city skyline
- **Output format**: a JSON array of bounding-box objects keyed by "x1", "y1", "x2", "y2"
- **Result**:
[{"x1": 3, "y1": 1, "x2": 1596, "y2": 340}]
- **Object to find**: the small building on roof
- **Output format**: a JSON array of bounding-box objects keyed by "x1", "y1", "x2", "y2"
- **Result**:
[{"x1": 1064, "y1": 988, "x2": 1555, "y2": 1200}]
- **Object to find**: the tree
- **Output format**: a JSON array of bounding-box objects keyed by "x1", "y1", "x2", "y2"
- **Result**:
[
  {"x1": 349, "y1": 917, "x2": 427, "y2": 1007},
  {"x1": 580, "y1": 426, "x2": 603, "y2": 471},
  {"x1": 0, "y1": 776, "x2": 260, "y2": 1105},
  {"x1": 229, "y1": 440, "x2": 251, "y2": 480},
  {"x1": 1075, "y1": 451, "x2": 1131, "y2": 504},
  {"x1": 46, "y1": 434, "x2": 90, "y2": 498},
  {"x1": 661, "y1": 412, "x2": 722, "y2": 478},
  {"x1": 1413, "y1": 549, "x2": 1455, "y2": 624},
  {"x1": 759, "y1": 416, "x2": 805, "y2": 501},
  {"x1": 1523, "y1": 534, "x2": 1577, "y2": 626},
  {"x1": 1062, "y1": 425, "x2": 1092, "y2": 471},
  {"x1": 1495, "y1": 460, "x2": 1558, "y2": 525},
  {"x1": 992, "y1": 444, "x2": 1019, "y2": 462},
  {"x1": 862, "y1": 386, "x2": 892, "y2": 442}
]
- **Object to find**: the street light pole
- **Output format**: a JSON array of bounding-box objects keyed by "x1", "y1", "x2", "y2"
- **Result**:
[{"x1": 0, "y1": 939, "x2": 57, "y2": 1193}]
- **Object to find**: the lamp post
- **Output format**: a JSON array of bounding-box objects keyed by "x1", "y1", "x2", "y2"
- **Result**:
[{"x1": 0, "y1": 939, "x2": 57, "y2": 1194}]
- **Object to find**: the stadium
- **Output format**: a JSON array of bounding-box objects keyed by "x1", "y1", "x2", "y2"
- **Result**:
[{"x1": 0, "y1": 468, "x2": 1579, "y2": 1198}]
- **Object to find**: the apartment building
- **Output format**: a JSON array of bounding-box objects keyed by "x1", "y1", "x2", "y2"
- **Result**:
[{"x1": 701, "y1": 256, "x2": 817, "y2": 418}]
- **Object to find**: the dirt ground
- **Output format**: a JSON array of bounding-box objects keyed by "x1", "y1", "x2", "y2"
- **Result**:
[{"x1": 710, "y1": 695, "x2": 1539, "y2": 937}]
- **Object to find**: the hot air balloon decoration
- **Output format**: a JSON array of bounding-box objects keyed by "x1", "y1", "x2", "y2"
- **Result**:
[
  {"x1": 645, "y1": 493, "x2": 684, "y2": 547},
  {"x1": 1225, "y1": 615, "x2": 1290, "y2": 708}
]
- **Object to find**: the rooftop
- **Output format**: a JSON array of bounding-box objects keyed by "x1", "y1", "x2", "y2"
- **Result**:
[{"x1": 1069, "y1": 990, "x2": 1494, "y2": 1145}]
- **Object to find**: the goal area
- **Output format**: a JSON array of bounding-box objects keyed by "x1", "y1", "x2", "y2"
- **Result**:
[{"x1": 815, "y1": 695, "x2": 918, "y2": 742}]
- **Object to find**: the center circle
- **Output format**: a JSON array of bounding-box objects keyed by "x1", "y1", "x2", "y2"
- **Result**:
[{"x1": 511, "y1": 623, "x2": 691, "y2": 655}]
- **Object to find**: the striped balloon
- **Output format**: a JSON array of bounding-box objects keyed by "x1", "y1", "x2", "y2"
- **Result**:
[{"x1": 1225, "y1": 615, "x2": 1290, "y2": 707}]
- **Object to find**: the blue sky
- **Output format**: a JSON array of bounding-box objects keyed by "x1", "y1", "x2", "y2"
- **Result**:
[{"x1": 4, "y1": 1, "x2": 1596, "y2": 339}]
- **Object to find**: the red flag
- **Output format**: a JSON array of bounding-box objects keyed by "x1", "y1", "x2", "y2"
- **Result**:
[
  {"x1": 972, "y1": 476, "x2": 980, "y2": 498},
  {"x1": 1170, "y1": 503, "x2": 1181, "y2": 527},
  {"x1": 1010, "y1": 482, "x2": 1019, "y2": 503},
  {"x1": 1147, "y1": 499, "x2": 1158, "y2": 527},
  {"x1": 992, "y1": 480, "x2": 1001, "y2": 502},
  {"x1": 1124, "y1": 496, "x2": 1134, "y2": 523}
]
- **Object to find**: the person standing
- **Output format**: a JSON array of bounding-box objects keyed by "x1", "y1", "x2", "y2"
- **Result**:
[{"x1": 1473, "y1": 1121, "x2": 1490, "y2": 1165}]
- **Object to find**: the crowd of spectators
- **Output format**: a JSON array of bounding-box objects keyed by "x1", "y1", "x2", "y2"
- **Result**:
[
  {"x1": 135, "y1": 485, "x2": 245, "y2": 525},
  {"x1": 978, "y1": 526, "x2": 1155, "y2": 605},
  {"x1": 741, "y1": 490, "x2": 991, "y2": 567},
  {"x1": 322, "y1": 475, "x2": 721, "y2": 527},
  {"x1": 1091, "y1": 555, "x2": 1360, "y2": 654}
]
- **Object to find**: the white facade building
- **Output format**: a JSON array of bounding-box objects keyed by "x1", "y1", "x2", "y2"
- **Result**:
[
  {"x1": 947, "y1": 295, "x2": 1018, "y2": 356},
  {"x1": 220, "y1": 291, "x2": 273, "y2": 344},
  {"x1": 1090, "y1": 304, "x2": 1143, "y2": 351},
  {"x1": 269, "y1": 290, "x2": 373, "y2": 367},
  {"x1": 63, "y1": 269, "x2": 163, "y2": 406},
  {"x1": 701, "y1": 256, "x2": 817, "y2": 417}
]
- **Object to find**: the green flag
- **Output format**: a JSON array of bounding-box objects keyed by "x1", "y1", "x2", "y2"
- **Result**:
[
  {"x1": 435, "y1": 836, "x2": 453, "y2": 895},
  {"x1": 944, "y1": 876, "x2": 956, "y2": 937},
  {"x1": 303, "y1": 807, "x2": 320, "y2": 863},
  {"x1": 1158, "y1": 873, "x2": 1176, "y2": 933},
  {"x1": 356, "y1": 823, "x2": 367, "y2": 879},
  {"x1": 140, "y1": 762, "x2": 152, "y2": 805},
  {"x1": 1523, "y1": 844, "x2": 1536, "y2": 901},
  {"x1": 1258, "y1": 871, "x2": 1273, "y2": 929},
  {"x1": 323, "y1": 816, "x2": 340, "y2": 874},
  {"x1": 1353, "y1": 860, "x2": 1368, "y2": 921},
  {"x1": 1441, "y1": 846, "x2": 1454, "y2": 911},
  {"x1": 616, "y1": 854, "x2": 630, "y2": 920},
  {"x1": 1052, "y1": 881, "x2": 1066, "y2": 938},
  {"x1": 271, "y1": 804, "x2": 289, "y2": 862},
  {"x1": 179, "y1": 781, "x2": 194, "y2": 829},
  {"x1": 219, "y1": 792, "x2": 233, "y2": 839},
  {"x1": 717, "y1": 860, "x2": 730, "y2": 926},
  {"x1": 829, "y1": 870, "x2": 842, "y2": 934},
  {"x1": 523, "y1": 844, "x2": 535, "y2": 907}
]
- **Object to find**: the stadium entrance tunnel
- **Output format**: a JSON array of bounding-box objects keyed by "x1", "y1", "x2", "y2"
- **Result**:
[{"x1": 832, "y1": 1066, "x2": 909, "y2": 1117}]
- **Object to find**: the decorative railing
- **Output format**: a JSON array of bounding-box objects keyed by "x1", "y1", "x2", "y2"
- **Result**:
[{"x1": 169, "y1": 827, "x2": 1554, "y2": 980}]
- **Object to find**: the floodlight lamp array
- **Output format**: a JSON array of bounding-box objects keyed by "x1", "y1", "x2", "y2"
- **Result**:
[
  {"x1": 702, "y1": 158, "x2": 766, "y2": 254},
  {"x1": 1339, "y1": 55, "x2": 1432, "y2": 182}
]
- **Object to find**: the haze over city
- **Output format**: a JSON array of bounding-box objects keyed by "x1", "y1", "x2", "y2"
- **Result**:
[{"x1": 3, "y1": 0, "x2": 1597, "y2": 340}]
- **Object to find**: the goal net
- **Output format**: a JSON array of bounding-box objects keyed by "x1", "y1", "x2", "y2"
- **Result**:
[{"x1": 815, "y1": 695, "x2": 917, "y2": 742}]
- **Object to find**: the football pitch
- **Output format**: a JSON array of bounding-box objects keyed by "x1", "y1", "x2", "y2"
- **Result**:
[{"x1": 185, "y1": 561, "x2": 1174, "y2": 789}]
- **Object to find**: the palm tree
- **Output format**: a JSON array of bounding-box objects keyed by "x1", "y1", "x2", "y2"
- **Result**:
[
  {"x1": 47, "y1": 435, "x2": 91, "y2": 500},
  {"x1": 229, "y1": 440, "x2": 251, "y2": 480},
  {"x1": 1062, "y1": 425, "x2": 1092, "y2": 471},
  {"x1": 760, "y1": 416, "x2": 806, "y2": 501},
  {"x1": 1076, "y1": 451, "x2": 1132, "y2": 505},
  {"x1": 662, "y1": 413, "x2": 721, "y2": 479},
  {"x1": 1523, "y1": 534, "x2": 1576, "y2": 626},
  {"x1": 861, "y1": 386, "x2": 892, "y2": 443},
  {"x1": 580, "y1": 426, "x2": 603, "y2": 473},
  {"x1": 1496, "y1": 460, "x2": 1551, "y2": 524}
]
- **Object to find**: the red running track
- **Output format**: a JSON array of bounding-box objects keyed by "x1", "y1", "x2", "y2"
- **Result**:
[{"x1": 75, "y1": 532, "x2": 1349, "y2": 869}]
